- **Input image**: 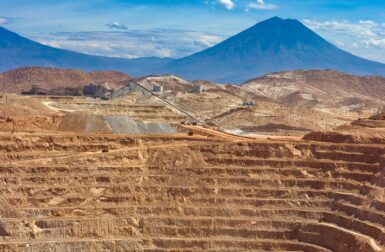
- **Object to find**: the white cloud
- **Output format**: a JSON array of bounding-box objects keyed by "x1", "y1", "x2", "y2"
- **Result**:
[
  {"x1": 303, "y1": 19, "x2": 385, "y2": 42},
  {"x1": 0, "y1": 17, "x2": 9, "y2": 25},
  {"x1": 0, "y1": 16, "x2": 22, "y2": 25},
  {"x1": 303, "y1": 19, "x2": 377, "y2": 37},
  {"x1": 32, "y1": 30, "x2": 225, "y2": 59},
  {"x1": 217, "y1": 0, "x2": 235, "y2": 10},
  {"x1": 106, "y1": 22, "x2": 127, "y2": 30},
  {"x1": 303, "y1": 19, "x2": 385, "y2": 63},
  {"x1": 247, "y1": 0, "x2": 277, "y2": 10},
  {"x1": 359, "y1": 20, "x2": 378, "y2": 27},
  {"x1": 364, "y1": 38, "x2": 385, "y2": 47}
]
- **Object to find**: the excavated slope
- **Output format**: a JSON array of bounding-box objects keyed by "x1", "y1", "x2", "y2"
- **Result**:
[
  {"x1": 305, "y1": 114, "x2": 385, "y2": 144},
  {"x1": 0, "y1": 130, "x2": 384, "y2": 251}
]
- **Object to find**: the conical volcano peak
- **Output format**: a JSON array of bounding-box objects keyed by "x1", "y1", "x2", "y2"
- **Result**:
[
  {"x1": 211, "y1": 16, "x2": 328, "y2": 53},
  {"x1": 162, "y1": 17, "x2": 385, "y2": 83},
  {"x1": 244, "y1": 16, "x2": 312, "y2": 39},
  {"x1": 251, "y1": 17, "x2": 303, "y2": 28},
  {"x1": 260, "y1": 16, "x2": 292, "y2": 23}
]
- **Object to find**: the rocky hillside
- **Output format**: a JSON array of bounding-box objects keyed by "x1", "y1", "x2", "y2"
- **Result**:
[
  {"x1": 242, "y1": 70, "x2": 385, "y2": 109},
  {"x1": 136, "y1": 75, "x2": 193, "y2": 93},
  {"x1": 0, "y1": 67, "x2": 130, "y2": 93}
]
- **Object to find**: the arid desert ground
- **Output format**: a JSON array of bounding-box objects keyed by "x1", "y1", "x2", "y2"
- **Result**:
[{"x1": 0, "y1": 67, "x2": 385, "y2": 251}]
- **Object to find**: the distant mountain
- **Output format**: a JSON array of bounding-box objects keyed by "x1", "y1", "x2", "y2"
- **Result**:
[
  {"x1": 0, "y1": 26, "x2": 172, "y2": 76},
  {"x1": 160, "y1": 17, "x2": 385, "y2": 83},
  {"x1": 2, "y1": 18, "x2": 385, "y2": 84},
  {"x1": 0, "y1": 67, "x2": 130, "y2": 93}
]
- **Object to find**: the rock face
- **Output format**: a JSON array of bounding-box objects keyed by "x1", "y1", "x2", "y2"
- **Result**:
[
  {"x1": 160, "y1": 17, "x2": 385, "y2": 83},
  {"x1": 0, "y1": 124, "x2": 384, "y2": 251},
  {"x1": 304, "y1": 112, "x2": 385, "y2": 144},
  {"x1": 0, "y1": 90, "x2": 385, "y2": 251},
  {"x1": 0, "y1": 67, "x2": 130, "y2": 93},
  {"x1": 58, "y1": 112, "x2": 180, "y2": 134}
]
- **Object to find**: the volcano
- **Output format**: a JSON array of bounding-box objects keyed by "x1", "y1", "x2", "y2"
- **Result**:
[{"x1": 160, "y1": 17, "x2": 385, "y2": 83}]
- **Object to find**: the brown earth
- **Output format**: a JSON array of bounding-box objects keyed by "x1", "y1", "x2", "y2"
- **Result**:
[
  {"x1": 0, "y1": 67, "x2": 130, "y2": 93},
  {"x1": 242, "y1": 70, "x2": 385, "y2": 105},
  {"x1": 0, "y1": 70, "x2": 385, "y2": 251},
  {"x1": 1, "y1": 68, "x2": 382, "y2": 135},
  {"x1": 0, "y1": 94, "x2": 60, "y2": 132},
  {"x1": 0, "y1": 93, "x2": 384, "y2": 251},
  {"x1": 122, "y1": 74, "x2": 369, "y2": 135},
  {"x1": 0, "y1": 119, "x2": 384, "y2": 251},
  {"x1": 304, "y1": 114, "x2": 385, "y2": 144}
]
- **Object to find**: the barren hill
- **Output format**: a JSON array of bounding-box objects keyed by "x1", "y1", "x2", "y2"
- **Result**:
[
  {"x1": 0, "y1": 67, "x2": 130, "y2": 93},
  {"x1": 242, "y1": 70, "x2": 385, "y2": 109},
  {"x1": 110, "y1": 73, "x2": 373, "y2": 134}
]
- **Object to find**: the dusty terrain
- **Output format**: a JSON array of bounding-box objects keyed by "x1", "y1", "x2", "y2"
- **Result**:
[
  {"x1": 0, "y1": 90, "x2": 384, "y2": 251},
  {"x1": 2, "y1": 68, "x2": 382, "y2": 135},
  {"x1": 243, "y1": 70, "x2": 385, "y2": 108},
  {"x1": 241, "y1": 70, "x2": 385, "y2": 131},
  {"x1": 119, "y1": 72, "x2": 376, "y2": 135},
  {"x1": 0, "y1": 69, "x2": 385, "y2": 251},
  {"x1": 0, "y1": 107, "x2": 384, "y2": 251}
]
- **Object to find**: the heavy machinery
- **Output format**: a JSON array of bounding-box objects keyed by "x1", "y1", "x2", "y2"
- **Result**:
[{"x1": 242, "y1": 101, "x2": 256, "y2": 110}]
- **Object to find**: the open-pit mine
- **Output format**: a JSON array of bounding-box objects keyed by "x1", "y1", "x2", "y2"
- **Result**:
[{"x1": 0, "y1": 70, "x2": 385, "y2": 252}]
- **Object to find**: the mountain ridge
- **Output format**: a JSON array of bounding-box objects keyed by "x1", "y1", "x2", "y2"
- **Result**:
[
  {"x1": 0, "y1": 26, "x2": 172, "y2": 76},
  {"x1": 159, "y1": 17, "x2": 385, "y2": 83},
  {"x1": 1, "y1": 17, "x2": 385, "y2": 84}
]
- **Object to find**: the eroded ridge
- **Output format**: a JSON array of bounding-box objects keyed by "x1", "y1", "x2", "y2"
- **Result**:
[{"x1": 0, "y1": 132, "x2": 384, "y2": 252}]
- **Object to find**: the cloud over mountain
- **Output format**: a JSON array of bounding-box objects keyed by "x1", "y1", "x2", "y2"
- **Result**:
[
  {"x1": 303, "y1": 19, "x2": 385, "y2": 62},
  {"x1": 32, "y1": 29, "x2": 224, "y2": 59},
  {"x1": 0, "y1": 17, "x2": 8, "y2": 25},
  {"x1": 0, "y1": 16, "x2": 20, "y2": 25},
  {"x1": 106, "y1": 22, "x2": 128, "y2": 30}
]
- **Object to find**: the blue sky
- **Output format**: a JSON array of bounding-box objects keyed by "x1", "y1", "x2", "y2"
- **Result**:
[{"x1": 1, "y1": 0, "x2": 385, "y2": 62}]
